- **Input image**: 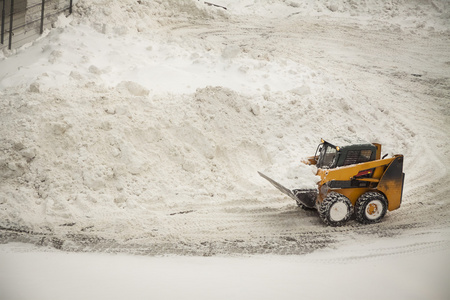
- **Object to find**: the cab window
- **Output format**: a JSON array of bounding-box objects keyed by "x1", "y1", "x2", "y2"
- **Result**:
[
  {"x1": 343, "y1": 150, "x2": 373, "y2": 166},
  {"x1": 318, "y1": 145, "x2": 337, "y2": 169}
]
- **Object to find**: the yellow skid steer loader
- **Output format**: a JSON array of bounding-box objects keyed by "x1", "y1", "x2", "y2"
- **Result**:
[{"x1": 259, "y1": 139, "x2": 405, "y2": 226}]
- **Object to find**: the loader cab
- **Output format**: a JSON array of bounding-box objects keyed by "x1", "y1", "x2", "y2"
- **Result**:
[{"x1": 316, "y1": 139, "x2": 377, "y2": 169}]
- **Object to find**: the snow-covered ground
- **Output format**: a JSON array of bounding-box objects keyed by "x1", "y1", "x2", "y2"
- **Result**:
[
  {"x1": 1, "y1": 0, "x2": 449, "y2": 299},
  {"x1": 1, "y1": 234, "x2": 449, "y2": 300}
]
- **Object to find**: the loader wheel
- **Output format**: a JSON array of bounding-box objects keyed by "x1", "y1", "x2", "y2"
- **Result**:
[
  {"x1": 318, "y1": 192, "x2": 352, "y2": 227},
  {"x1": 355, "y1": 192, "x2": 388, "y2": 224}
]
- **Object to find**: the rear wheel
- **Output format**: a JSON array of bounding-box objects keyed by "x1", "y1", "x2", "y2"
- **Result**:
[
  {"x1": 318, "y1": 192, "x2": 352, "y2": 227},
  {"x1": 355, "y1": 192, "x2": 388, "y2": 224}
]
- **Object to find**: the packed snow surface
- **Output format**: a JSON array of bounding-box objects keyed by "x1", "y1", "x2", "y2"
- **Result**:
[
  {"x1": 1, "y1": 236, "x2": 450, "y2": 300},
  {"x1": 0, "y1": 0, "x2": 450, "y2": 299}
]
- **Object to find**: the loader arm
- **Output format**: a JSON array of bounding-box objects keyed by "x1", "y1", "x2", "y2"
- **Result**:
[{"x1": 317, "y1": 156, "x2": 398, "y2": 184}]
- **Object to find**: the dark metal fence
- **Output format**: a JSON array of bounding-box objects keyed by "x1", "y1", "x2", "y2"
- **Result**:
[{"x1": 1, "y1": 0, "x2": 73, "y2": 50}]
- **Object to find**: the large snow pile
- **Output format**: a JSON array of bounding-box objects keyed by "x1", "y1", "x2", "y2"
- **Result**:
[{"x1": 0, "y1": 0, "x2": 449, "y2": 256}]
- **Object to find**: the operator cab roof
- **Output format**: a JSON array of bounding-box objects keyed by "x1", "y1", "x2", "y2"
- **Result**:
[
  {"x1": 318, "y1": 138, "x2": 379, "y2": 169},
  {"x1": 322, "y1": 137, "x2": 375, "y2": 149}
]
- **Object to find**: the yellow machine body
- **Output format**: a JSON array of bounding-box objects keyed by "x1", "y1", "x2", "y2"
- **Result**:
[
  {"x1": 259, "y1": 139, "x2": 405, "y2": 226},
  {"x1": 315, "y1": 155, "x2": 405, "y2": 211}
]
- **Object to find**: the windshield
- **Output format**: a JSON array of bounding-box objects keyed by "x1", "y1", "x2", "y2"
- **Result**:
[{"x1": 317, "y1": 144, "x2": 337, "y2": 169}]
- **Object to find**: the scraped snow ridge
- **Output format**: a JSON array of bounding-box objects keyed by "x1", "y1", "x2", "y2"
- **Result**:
[{"x1": 0, "y1": 0, "x2": 449, "y2": 260}]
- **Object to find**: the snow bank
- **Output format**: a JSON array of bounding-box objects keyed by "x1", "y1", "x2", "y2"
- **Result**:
[{"x1": 217, "y1": 0, "x2": 450, "y2": 32}]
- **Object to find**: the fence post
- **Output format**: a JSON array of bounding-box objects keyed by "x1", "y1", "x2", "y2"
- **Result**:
[
  {"x1": 1, "y1": 0, "x2": 5, "y2": 44},
  {"x1": 8, "y1": 0, "x2": 13, "y2": 50},
  {"x1": 69, "y1": 0, "x2": 73, "y2": 14},
  {"x1": 40, "y1": 0, "x2": 45, "y2": 34}
]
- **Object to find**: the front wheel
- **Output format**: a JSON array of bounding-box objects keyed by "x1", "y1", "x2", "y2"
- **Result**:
[
  {"x1": 355, "y1": 192, "x2": 388, "y2": 224},
  {"x1": 318, "y1": 192, "x2": 353, "y2": 227}
]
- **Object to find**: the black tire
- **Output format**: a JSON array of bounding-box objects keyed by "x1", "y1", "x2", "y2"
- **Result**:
[
  {"x1": 355, "y1": 192, "x2": 388, "y2": 224},
  {"x1": 318, "y1": 192, "x2": 353, "y2": 227}
]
